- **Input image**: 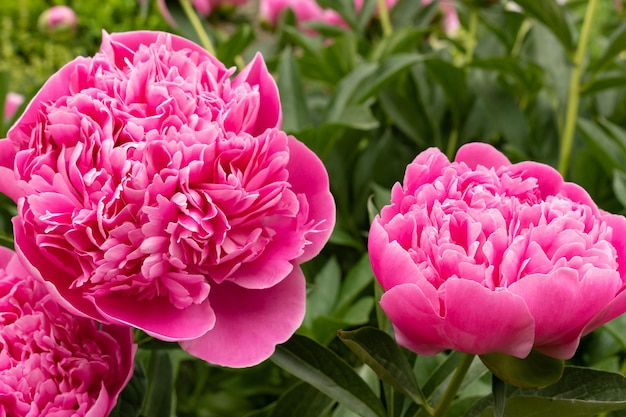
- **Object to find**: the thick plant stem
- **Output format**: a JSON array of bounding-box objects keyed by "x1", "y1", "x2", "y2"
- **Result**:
[
  {"x1": 432, "y1": 354, "x2": 474, "y2": 417},
  {"x1": 178, "y1": 0, "x2": 216, "y2": 55},
  {"x1": 558, "y1": 0, "x2": 598, "y2": 177},
  {"x1": 377, "y1": 0, "x2": 392, "y2": 37},
  {"x1": 465, "y1": 8, "x2": 478, "y2": 66}
]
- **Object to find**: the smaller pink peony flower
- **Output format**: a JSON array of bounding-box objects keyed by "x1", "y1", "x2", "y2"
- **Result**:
[
  {"x1": 0, "y1": 30, "x2": 335, "y2": 368},
  {"x1": 0, "y1": 246, "x2": 135, "y2": 416},
  {"x1": 3, "y1": 92, "x2": 24, "y2": 121},
  {"x1": 37, "y1": 5, "x2": 77, "y2": 39},
  {"x1": 369, "y1": 143, "x2": 626, "y2": 360}
]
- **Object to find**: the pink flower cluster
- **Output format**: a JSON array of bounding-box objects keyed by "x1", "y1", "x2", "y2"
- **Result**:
[
  {"x1": 259, "y1": 0, "x2": 459, "y2": 34},
  {"x1": 0, "y1": 247, "x2": 134, "y2": 416},
  {"x1": 369, "y1": 143, "x2": 626, "y2": 359},
  {"x1": 259, "y1": 0, "x2": 397, "y2": 28},
  {"x1": 0, "y1": 30, "x2": 334, "y2": 368}
]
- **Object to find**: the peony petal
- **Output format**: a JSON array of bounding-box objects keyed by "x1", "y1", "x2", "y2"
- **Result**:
[
  {"x1": 508, "y1": 267, "x2": 622, "y2": 359},
  {"x1": 0, "y1": 139, "x2": 21, "y2": 202},
  {"x1": 232, "y1": 53, "x2": 282, "y2": 135},
  {"x1": 381, "y1": 279, "x2": 535, "y2": 358},
  {"x1": 509, "y1": 161, "x2": 563, "y2": 197},
  {"x1": 454, "y1": 142, "x2": 511, "y2": 170},
  {"x1": 286, "y1": 135, "x2": 335, "y2": 263},
  {"x1": 12, "y1": 215, "x2": 104, "y2": 321},
  {"x1": 368, "y1": 219, "x2": 423, "y2": 290},
  {"x1": 96, "y1": 295, "x2": 215, "y2": 341},
  {"x1": 180, "y1": 266, "x2": 306, "y2": 367}
]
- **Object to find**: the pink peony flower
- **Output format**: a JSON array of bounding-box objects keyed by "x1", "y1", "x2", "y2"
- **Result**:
[
  {"x1": 369, "y1": 143, "x2": 626, "y2": 360},
  {"x1": 259, "y1": 0, "x2": 397, "y2": 29},
  {"x1": 0, "y1": 30, "x2": 335, "y2": 367},
  {"x1": 3, "y1": 92, "x2": 24, "y2": 121},
  {"x1": 37, "y1": 5, "x2": 77, "y2": 38},
  {"x1": 0, "y1": 246, "x2": 134, "y2": 416}
]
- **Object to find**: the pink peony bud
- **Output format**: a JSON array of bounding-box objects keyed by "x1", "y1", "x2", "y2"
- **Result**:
[
  {"x1": 0, "y1": 246, "x2": 135, "y2": 416},
  {"x1": 37, "y1": 5, "x2": 77, "y2": 39},
  {"x1": 0, "y1": 30, "x2": 335, "y2": 368},
  {"x1": 369, "y1": 143, "x2": 626, "y2": 360},
  {"x1": 3, "y1": 92, "x2": 24, "y2": 121}
]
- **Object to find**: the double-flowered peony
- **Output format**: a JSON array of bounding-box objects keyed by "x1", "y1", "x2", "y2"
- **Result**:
[
  {"x1": 0, "y1": 246, "x2": 134, "y2": 416},
  {"x1": 0, "y1": 31, "x2": 335, "y2": 367},
  {"x1": 369, "y1": 143, "x2": 626, "y2": 360}
]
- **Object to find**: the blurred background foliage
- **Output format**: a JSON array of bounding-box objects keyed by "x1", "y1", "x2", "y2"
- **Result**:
[{"x1": 4, "y1": 1, "x2": 626, "y2": 416}]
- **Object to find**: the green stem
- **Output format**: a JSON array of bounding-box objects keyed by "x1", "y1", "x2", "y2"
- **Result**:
[
  {"x1": 178, "y1": 0, "x2": 216, "y2": 55},
  {"x1": 377, "y1": 0, "x2": 392, "y2": 37},
  {"x1": 464, "y1": 7, "x2": 479, "y2": 66},
  {"x1": 432, "y1": 354, "x2": 474, "y2": 417},
  {"x1": 558, "y1": 0, "x2": 598, "y2": 177}
]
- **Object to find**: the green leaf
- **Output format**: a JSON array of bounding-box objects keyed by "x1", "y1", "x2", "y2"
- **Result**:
[
  {"x1": 271, "y1": 335, "x2": 387, "y2": 417},
  {"x1": 480, "y1": 350, "x2": 564, "y2": 389},
  {"x1": 163, "y1": 0, "x2": 217, "y2": 51},
  {"x1": 141, "y1": 350, "x2": 174, "y2": 417},
  {"x1": 613, "y1": 170, "x2": 626, "y2": 208},
  {"x1": 354, "y1": 54, "x2": 424, "y2": 104},
  {"x1": 277, "y1": 47, "x2": 311, "y2": 133},
  {"x1": 368, "y1": 28, "x2": 427, "y2": 61},
  {"x1": 305, "y1": 257, "x2": 342, "y2": 326},
  {"x1": 324, "y1": 63, "x2": 378, "y2": 122},
  {"x1": 215, "y1": 23, "x2": 254, "y2": 67},
  {"x1": 270, "y1": 383, "x2": 335, "y2": 417},
  {"x1": 110, "y1": 362, "x2": 147, "y2": 417},
  {"x1": 512, "y1": 0, "x2": 574, "y2": 53},
  {"x1": 338, "y1": 327, "x2": 426, "y2": 406},
  {"x1": 466, "y1": 367, "x2": 626, "y2": 417},
  {"x1": 424, "y1": 58, "x2": 468, "y2": 121},
  {"x1": 581, "y1": 75, "x2": 626, "y2": 95},
  {"x1": 492, "y1": 374, "x2": 506, "y2": 417},
  {"x1": 577, "y1": 117, "x2": 626, "y2": 173},
  {"x1": 589, "y1": 21, "x2": 626, "y2": 74}
]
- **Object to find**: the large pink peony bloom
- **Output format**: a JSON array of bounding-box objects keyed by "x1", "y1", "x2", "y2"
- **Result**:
[
  {"x1": 369, "y1": 143, "x2": 626, "y2": 360},
  {"x1": 0, "y1": 246, "x2": 134, "y2": 416},
  {"x1": 0, "y1": 31, "x2": 335, "y2": 367}
]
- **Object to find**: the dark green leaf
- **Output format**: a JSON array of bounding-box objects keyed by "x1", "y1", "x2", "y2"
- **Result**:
[
  {"x1": 338, "y1": 327, "x2": 426, "y2": 406},
  {"x1": 613, "y1": 170, "x2": 626, "y2": 208},
  {"x1": 110, "y1": 362, "x2": 147, "y2": 417},
  {"x1": 512, "y1": 0, "x2": 574, "y2": 53},
  {"x1": 480, "y1": 350, "x2": 564, "y2": 389},
  {"x1": 141, "y1": 350, "x2": 174, "y2": 417},
  {"x1": 492, "y1": 374, "x2": 506, "y2": 417},
  {"x1": 271, "y1": 335, "x2": 387, "y2": 417},
  {"x1": 424, "y1": 58, "x2": 468, "y2": 121},
  {"x1": 277, "y1": 47, "x2": 311, "y2": 133},
  {"x1": 465, "y1": 367, "x2": 626, "y2": 417},
  {"x1": 270, "y1": 383, "x2": 335, "y2": 417},
  {"x1": 368, "y1": 28, "x2": 427, "y2": 61}
]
